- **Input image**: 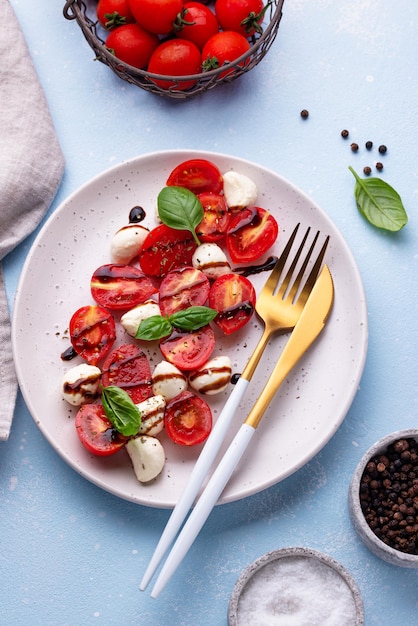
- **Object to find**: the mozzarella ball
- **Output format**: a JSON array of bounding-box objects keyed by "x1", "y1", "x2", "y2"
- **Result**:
[
  {"x1": 120, "y1": 300, "x2": 161, "y2": 337},
  {"x1": 192, "y1": 243, "x2": 231, "y2": 280},
  {"x1": 223, "y1": 170, "x2": 258, "y2": 210},
  {"x1": 110, "y1": 223, "x2": 149, "y2": 264},
  {"x1": 126, "y1": 435, "x2": 165, "y2": 483},
  {"x1": 152, "y1": 360, "x2": 187, "y2": 400},
  {"x1": 189, "y1": 356, "x2": 232, "y2": 395},
  {"x1": 136, "y1": 395, "x2": 166, "y2": 437},
  {"x1": 62, "y1": 363, "x2": 101, "y2": 406}
]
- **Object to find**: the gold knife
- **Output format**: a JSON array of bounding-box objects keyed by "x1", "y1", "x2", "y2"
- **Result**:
[{"x1": 150, "y1": 264, "x2": 334, "y2": 598}]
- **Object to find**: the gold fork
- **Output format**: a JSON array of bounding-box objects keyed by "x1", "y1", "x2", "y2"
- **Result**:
[{"x1": 140, "y1": 223, "x2": 330, "y2": 592}]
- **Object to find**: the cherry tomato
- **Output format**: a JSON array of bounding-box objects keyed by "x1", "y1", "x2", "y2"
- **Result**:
[
  {"x1": 105, "y1": 23, "x2": 159, "y2": 69},
  {"x1": 174, "y1": 2, "x2": 220, "y2": 50},
  {"x1": 97, "y1": 0, "x2": 135, "y2": 29},
  {"x1": 139, "y1": 224, "x2": 198, "y2": 278},
  {"x1": 226, "y1": 206, "x2": 278, "y2": 263},
  {"x1": 164, "y1": 390, "x2": 212, "y2": 445},
  {"x1": 159, "y1": 266, "x2": 210, "y2": 317},
  {"x1": 69, "y1": 305, "x2": 116, "y2": 365},
  {"x1": 209, "y1": 273, "x2": 256, "y2": 334},
  {"x1": 196, "y1": 192, "x2": 230, "y2": 243},
  {"x1": 215, "y1": 0, "x2": 266, "y2": 38},
  {"x1": 101, "y1": 343, "x2": 153, "y2": 403},
  {"x1": 166, "y1": 159, "x2": 223, "y2": 195},
  {"x1": 128, "y1": 0, "x2": 183, "y2": 34},
  {"x1": 160, "y1": 325, "x2": 215, "y2": 371},
  {"x1": 90, "y1": 263, "x2": 158, "y2": 311},
  {"x1": 202, "y1": 31, "x2": 251, "y2": 76},
  {"x1": 147, "y1": 39, "x2": 202, "y2": 91},
  {"x1": 75, "y1": 404, "x2": 127, "y2": 456}
]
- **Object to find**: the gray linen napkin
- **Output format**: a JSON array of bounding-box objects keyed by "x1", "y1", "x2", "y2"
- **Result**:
[{"x1": 0, "y1": 0, "x2": 65, "y2": 440}]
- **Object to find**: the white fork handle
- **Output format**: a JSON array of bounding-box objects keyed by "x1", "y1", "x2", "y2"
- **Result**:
[
  {"x1": 140, "y1": 376, "x2": 249, "y2": 591},
  {"x1": 151, "y1": 423, "x2": 255, "y2": 598}
]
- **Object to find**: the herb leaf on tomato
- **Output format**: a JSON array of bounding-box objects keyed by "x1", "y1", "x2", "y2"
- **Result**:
[
  {"x1": 135, "y1": 315, "x2": 173, "y2": 341},
  {"x1": 101, "y1": 385, "x2": 142, "y2": 436},
  {"x1": 349, "y1": 166, "x2": 408, "y2": 232},
  {"x1": 157, "y1": 186, "x2": 203, "y2": 245},
  {"x1": 135, "y1": 306, "x2": 217, "y2": 340}
]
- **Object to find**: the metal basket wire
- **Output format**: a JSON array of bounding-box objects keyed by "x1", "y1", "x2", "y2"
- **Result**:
[{"x1": 63, "y1": 0, "x2": 284, "y2": 99}]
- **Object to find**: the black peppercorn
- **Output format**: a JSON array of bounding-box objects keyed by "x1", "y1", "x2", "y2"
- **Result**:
[
  {"x1": 351, "y1": 143, "x2": 359, "y2": 152},
  {"x1": 378, "y1": 144, "x2": 388, "y2": 154},
  {"x1": 341, "y1": 129, "x2": 349, "y2": 138},
  {"x1": 300, "y1": 109, "x2": 309, "y2": 119},
  {"x1": 376, "y1": 162, "x2": 384, "y2": 171},
  {"x1": 365, "y1": 141, "x2": 373, "y2": 150},
  {"x1": 363, "y1": 166, "x2": 372, "y2": 175}
]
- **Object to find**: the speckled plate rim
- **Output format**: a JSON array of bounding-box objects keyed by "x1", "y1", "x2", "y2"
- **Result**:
[
  {"x1": 228, "y1": 547, "x2": 364, "y2": 625},
  {"x1": 348, "y1": 428, "x2": 418, "y2": 568},
  {"x1": 12, "y1": 149, "x2": 368, "y2": 509}
]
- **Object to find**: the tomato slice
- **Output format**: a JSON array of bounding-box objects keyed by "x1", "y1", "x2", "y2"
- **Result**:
[
  {"x1": 139, "y1": 224, "x2": 198, "y2": 278},
  {"x1": 69, "y1": 305, "x2": 116, "y2": 365},
  {"x1": 164, "y1": 390, "x2": 212, "y2": 445},
  {"x1": 101, "y1": 343, "x2": 153, "y2": 404},
  {"x1": 75, "y1": 404, "x2": 127, "y2": 456},
  {"x1": 159, "y1": 266, "x2": 210, "y2": 317},
  {"x1": 196, "y1": 192, "x2": 230, "y2": 243},
  {"x1": 226, "y1": 206, "x2": 279, "y2": 263},
  {"x1": 209, "y1": 273, "x2": 256, "y2": 335},
  {"x1": 90, "y1": 263, "x2": 157, "y2": 311},
  {"x1": 159, "y1": 325, "x2": 215, "y2": 371},
  {"x1": 166, "y1": 159, "x2": 223, "y2": 195}
]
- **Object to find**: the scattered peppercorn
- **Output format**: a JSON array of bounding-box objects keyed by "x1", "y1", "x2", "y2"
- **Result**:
[
  {"x1": 365, "y1": 141, "x2": 373, "y2": 150},
  {"x1": 376, "y1": 162, "x2": 384, "y2": 171},
  {"x1": 378, "y1": 144, "x2": 387, "y2": 154},
  {"x1": 341, "y1": 129, "x2": 349, "y2": 138},
  {"x1": 300, "y1": 109, "x2": 309, "y2": 119},
  {"x1": 363, "y1": 166, "x2": 372, "y2": 175},
  {"x1": 359, "y1": 437, "x2": 418, "y2": 556},
  {"x1": 350, "y1": 143, "x2": 359, "y2": 152}
]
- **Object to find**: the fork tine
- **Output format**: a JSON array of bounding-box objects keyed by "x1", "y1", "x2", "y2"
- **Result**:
[
  {"x1": 286, "y1": 230, "x2": 320, "y2": 302},
  {"x1": 295, "y1": 234, "x2": 330, "y2": 307},
  {"x1": 260, "y1": 223, "x2": 300, "y2": 295},
  {"x1": 276, "y1": 226, "x2": 311, "y2": 298}
]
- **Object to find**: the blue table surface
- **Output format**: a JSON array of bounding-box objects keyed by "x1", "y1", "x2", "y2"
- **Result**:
[{"x1": 2, "y1": 1, "x2": 417, "y2": 624}]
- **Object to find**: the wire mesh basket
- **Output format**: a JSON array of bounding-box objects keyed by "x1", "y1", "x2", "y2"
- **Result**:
[{"x1": 63, "y1": 0, "x2": 285, "y2": 99}]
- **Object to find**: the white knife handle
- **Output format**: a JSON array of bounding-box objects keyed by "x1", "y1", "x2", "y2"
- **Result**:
[
  {"x1": 151, "y1": 423, "x2": 255, "y2": 598},
  {"x1": 140, "y1": 376, "x2": 249, "y2": 591}
]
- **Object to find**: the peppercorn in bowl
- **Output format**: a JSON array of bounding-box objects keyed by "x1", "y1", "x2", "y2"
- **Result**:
[{"x1": 349, "y1": 429, "x2": 418, "y2": 568}]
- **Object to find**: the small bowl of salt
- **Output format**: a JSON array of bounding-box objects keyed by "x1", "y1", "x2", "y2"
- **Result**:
[{"x1": 228, "y1": 547, "x2": 364, "y2": 626}]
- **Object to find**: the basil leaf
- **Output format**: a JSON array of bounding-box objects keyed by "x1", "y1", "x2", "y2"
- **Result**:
[
  {"x1": 101, "y1": 385, "x2": 141, "y2": 437},
  {"x1": 157, "y1": 186, "x2": 203, "y2": 245},
  {"x1": 349, "y1": 166, "x2": 408, "y2": 232},
  {"x1": 135, "y1": 315, "x2": 173, "y2": 341},
  {"x1": 170, "y1": 306, "x2": 217, "y2": 331}
]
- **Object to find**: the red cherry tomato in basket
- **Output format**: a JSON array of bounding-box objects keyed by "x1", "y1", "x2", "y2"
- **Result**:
[
  {"x1": 159, "y1": 267, "x2": 210, "y2": 317},
  {"x1": 201, "y1": 31, "x2": 251, "y2": 76},
  {"x1": 164, "y1": 390, "x2": 212, "y2": 445},
  {"x1": 215, "y1": 0, "x2": 266, "y2": 38},
  {"x1": 105, "y1": 23, "x2": 159, "y2": 69},
  {"x1": 160, "y1": 325, "x2": 215, "y2": 371},
  {"x1": 166, "y1": 159, "x2": 223, "y2": 195},
  {"x1": 97, "y1": 0, "x2": 135, "y2": 29},
  {"x1": 196, "y1": 192, "x2": 230, "y2": 243},
  {"x1": 226, "y1": 206, "x2": 278, "y2": 263},
  {"x1": 147, "y1": 39, "x2": 202, "y2": 91},
  {"x1": 128, "y1": 0, "x2": 183, "y2": 34},
  {"x1": 69, "y1": 305, "x2": 116, "y2": 365},
  {"x1": 209, "y1": 273, "x2": 256, "y2": 335},
  {"x1": 139, "y1": 224, "x2": 198, "y2": 278},
  {"x1": 101, "y1": 343, "x2": 153, "y2": 404},
  {"x1": 75, "y1": 404, "x2": 127, "y2": 456},
  {"x1": 90, "y1": 264, "x2": 157, "y2": 311},
  {"x1": 174, "y1": 2, "x2": 220, "y2": 51}
]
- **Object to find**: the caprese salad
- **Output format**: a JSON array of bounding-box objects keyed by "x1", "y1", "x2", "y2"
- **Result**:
[{"x1": 60, "y1": 158, "x2": 279, "y2": 484}]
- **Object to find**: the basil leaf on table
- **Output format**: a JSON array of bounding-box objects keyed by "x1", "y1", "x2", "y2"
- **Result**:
[
  {"x1": 157, "y1": 186, "x2": 203, "y2": 245},
  {"x1": 101, "y1": 385, "x2": 141, "y2": 436},
  {"x1": 170, "y1": 306, "x2": 217, "y2": 331},
  {"x1": 135, "y1": 315, "x2": 173, "y2": 341},
  {"x1": 349, "y1": 166, "x2": 408, "y2": 232}
]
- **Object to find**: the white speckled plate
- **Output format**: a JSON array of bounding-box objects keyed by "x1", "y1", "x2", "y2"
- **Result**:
[{"x1": 12, "y1": 150, "x2": 368, "y2": 509}]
